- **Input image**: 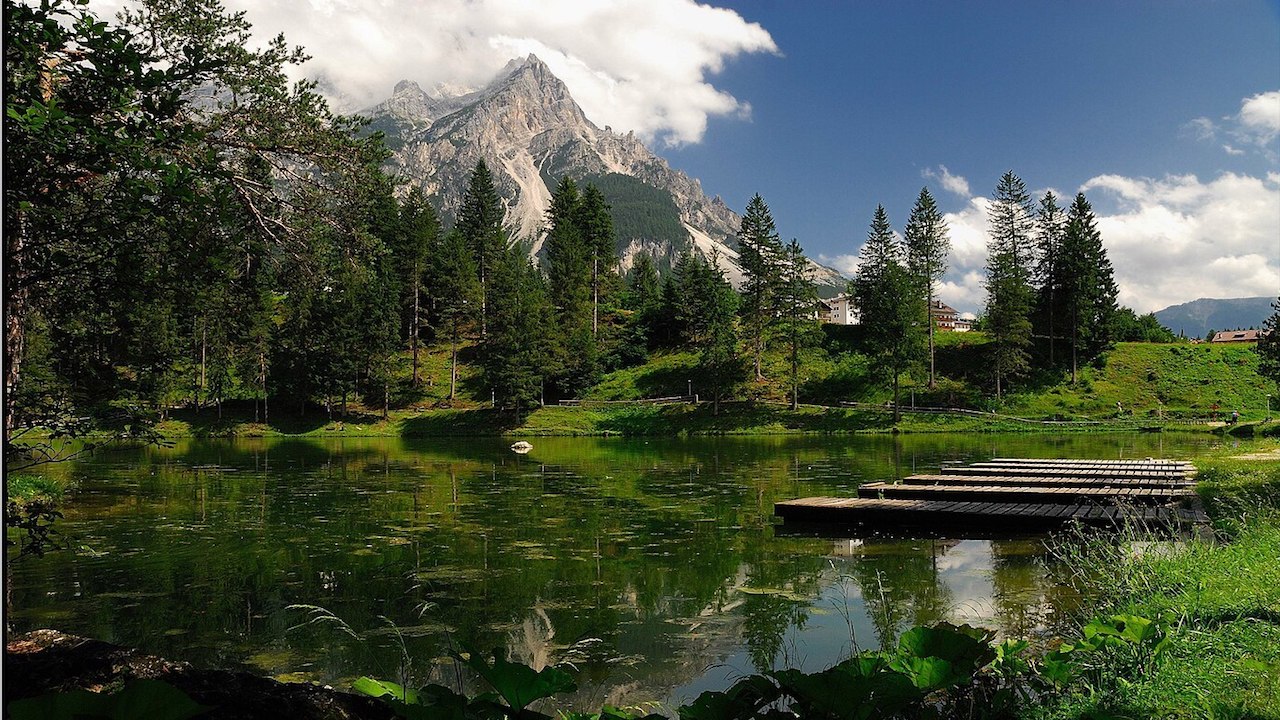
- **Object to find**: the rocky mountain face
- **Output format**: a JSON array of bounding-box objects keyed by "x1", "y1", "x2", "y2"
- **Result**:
[{"x1": 364, "y1": 55, "x2": 844, "y2": 289}]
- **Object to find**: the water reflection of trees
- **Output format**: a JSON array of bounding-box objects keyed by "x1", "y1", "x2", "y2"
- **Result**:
[{"x1": 9, "y1": 433, "x2": 1213, "y2": 709}]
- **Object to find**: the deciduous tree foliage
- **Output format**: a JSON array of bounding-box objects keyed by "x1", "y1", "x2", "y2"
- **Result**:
[{"x1": 4, "y1": 0, "x2": 386, "y2": 447}]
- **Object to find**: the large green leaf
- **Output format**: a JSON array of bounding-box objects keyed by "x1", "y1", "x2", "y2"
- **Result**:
[
  {"x1": 459, "y1": 647, "x2": 576, "y2": 712},
  {"x1": 352, "y1": 676, "x2": 419, "y2": 704},
  {"x1": 677, "y1": 675, "x2": 777, "y2": 720},
  {"x1": 890, "y1": 622, "x2": 997, "y2": 689}
]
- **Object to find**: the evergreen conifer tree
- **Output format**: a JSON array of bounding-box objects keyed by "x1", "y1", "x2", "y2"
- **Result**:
[
  {"x1": 1032, "y1": 192, "x2": 1067, "y2": 367},
  {"x1": 1060, "y1": 192, "x2": 1118, "y2": 382},
  {"x1": 483, "y1": 243, "x2": 554, "y2": 415},
  {"x1": 984, "y1": 172, "x2": 1037, "y2": 398},
  {"x1": 430, "y1": 229, "x2": 481, "y2": 401},
  {"x1": 736, "y1": 194, "x2": 785, "y2": 381},
  {"x1": 458, "y1": 160, "x2": 507, "y2": 338},
  {"x1": 776, "y1": 239, "x2": 821, "y2": 410},
  {"x1": 903, "y1": 187, "x2": 950, "y2": 388},
  {"x1": 853, "y1": 206, "x2": 923, "y2": 421},
  {"x1": 396, "y1": 188, "x2": 441, "y2": 387}
]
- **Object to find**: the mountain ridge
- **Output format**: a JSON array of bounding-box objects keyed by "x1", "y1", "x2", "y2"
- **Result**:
[
  {"x1": 363, "y1": 54, "x2": 845, "y2": 288},
  {"x1": 1152, "y1": 296, "x2": 1275, "y2": 338}
]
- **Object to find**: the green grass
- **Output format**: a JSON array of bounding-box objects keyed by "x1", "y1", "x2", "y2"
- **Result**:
[
  {"x1": 1005, "y1": 342, "x2": 1271, "y2": 422},
  {"x1": 6, "y1": 474, "x2": 66, "y2": 502},
  {"x1": 1035, "y1": 457, "x2": 1280, "y2": 719}
]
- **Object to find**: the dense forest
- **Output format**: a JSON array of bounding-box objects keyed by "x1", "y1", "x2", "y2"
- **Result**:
[{"x1": 4, "y1": 0, "x2": 1201, "y2": 454}]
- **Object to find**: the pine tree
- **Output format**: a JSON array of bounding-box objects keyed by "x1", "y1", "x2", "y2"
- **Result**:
[
  {"x1": 459, "y1": 160, "x2": 507, "y2": 338},
  {"x1": 679, "y1": 253, "x2": 741, "y2": 414},
  {"x1": 1060, "y1": 192, "x2": 1118, "y2": 382},
  {"x1": 1032, "y1": 191, "x2": 1067, "y2": 367},
  {"x1": 776, "y1": 239, "x2": 821, "y2": 410},
  {"x1": 985, "y1": 172, "x2": 1037, "y2": 398},
  {"x1": 429, "y1": 229, "x2": 480, "y2": 401},
  {"x1": 483, "y1": 243, "x2": 554, "y2": 415},
  {"x1": 396, "y1": 188, "x2": 441, "y2": 387},
  {"x1": 737, "y1": 194, "x2": 785, "y2": 381},
  {"x1": 578, "y1": 184, "x2": 617, "y2": 337},
  {"x1": 853, "y1": 206, "x2": 923, "y2": 422},
  {"x1": 623, "y1": 253, "x2": 663, "y2": 360},
  {"x1": 903, "y1": 187, "x2": 950, "y2": 388},
  {"x1": 543, "y1": 177, "x2": 597, "y2": 395}
]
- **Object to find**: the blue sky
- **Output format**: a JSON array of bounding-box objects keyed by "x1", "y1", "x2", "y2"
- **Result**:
[
  {"x1": 103, "y1": 0, "x2": 1280, "y2": 314},
  {"x1": 660, "y1": 1, "x2": 1280, "y2": 312}
]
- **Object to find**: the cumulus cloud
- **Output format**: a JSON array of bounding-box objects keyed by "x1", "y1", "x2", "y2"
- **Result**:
[
  {"x1": 937, "y1": 171, "x2": 1280, "y2": 315},
  {"x1": 1239, "y1": 90, "x2": 1280, "y2": 145},
  {"x1": 922, "y1": 165, "x2": 972, "y2": 198},
  {"x1": 1080, "y1": 172, "x2": 1280, "y2": 313},
  {"x1": 1187, "y1": 89, "x2": 1280, "y2": 157},
  {"x1": 96, "y1": 0, "x2": 778, "y2": 146}
]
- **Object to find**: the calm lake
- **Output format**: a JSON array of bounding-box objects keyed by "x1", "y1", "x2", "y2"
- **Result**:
[{"x1": 7, "y1": 433, "x2": 1230, "y2": 711}]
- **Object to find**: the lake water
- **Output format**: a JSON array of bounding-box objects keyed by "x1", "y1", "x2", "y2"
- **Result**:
[{"x1": 6, "y1": 433, "x2": 1228, "y2": 711}]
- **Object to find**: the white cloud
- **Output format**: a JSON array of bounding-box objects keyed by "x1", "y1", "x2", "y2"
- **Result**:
[
  {"x1": 934, "y1": 172, "x2": 1279, "y2": 315},
  {"x1": 1239, "y1": 90, "x2": 1280, "y2": 145},
  {"x1": 1186, "y1": 89, "x2": 1280, "y2": 158},
  {"x1": 1080, "y1": 172, "x2": 1280, "y2": 313},
  {"x1": 922, "y1": 165, "x2": 972, "y2": 198},
  {"x1": 96, "y1": 0, "x2": 778, "y2": 146}
]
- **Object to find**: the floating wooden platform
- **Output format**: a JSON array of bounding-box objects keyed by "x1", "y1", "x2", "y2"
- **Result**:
[
  {"x1": 775, "y1": 458, "x2": 1201, "y2": 531},
  {"x1": 857, "y1": 481, "x2": 1190, "y2": 505},
  {"x1": 897, "y1": 474, "x2": 1195, "y2": 489}
]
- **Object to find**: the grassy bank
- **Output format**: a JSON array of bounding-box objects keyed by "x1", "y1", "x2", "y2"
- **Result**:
[
  {"x1": 1033, "y1": 456, "x2": 1280, "y2": 719},
  {"x1": 100, "y1": 401, "x2": 1269, "y2": 439}
]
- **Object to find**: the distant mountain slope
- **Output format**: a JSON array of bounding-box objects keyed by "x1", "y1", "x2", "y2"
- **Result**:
[
  {"x1": 363, "y1": 54, "x2": 845, "y2": 289},
  {"x1": 1153, "y1": 296, "x2": 1275, "y2": 337}
]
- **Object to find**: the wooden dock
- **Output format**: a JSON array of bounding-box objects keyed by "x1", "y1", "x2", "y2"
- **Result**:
[{"x1": 775, "y1": 458, "x2": 1200, "y2": 530}]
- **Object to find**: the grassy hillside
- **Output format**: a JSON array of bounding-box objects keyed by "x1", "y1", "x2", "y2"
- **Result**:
[
  {"x1": 1003, "y1": 342, "x2": 1270, "y2": 421},
  {"x1": 49, "y1": 337, "x2": 1271, "y2": 439}
]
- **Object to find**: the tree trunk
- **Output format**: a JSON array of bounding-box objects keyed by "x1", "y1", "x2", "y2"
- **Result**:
[
  {"x1": 592, "y1": 257, "x2": 599, "y2": 336},
  {"x1": 260, "y1": 351, "x2": 269, "y2": 424},
  {"x1": 927, "y1": 293, "x2": 936, "y2": 389},
  {"x1": 1071, "y1": 308, "x2": 1079, "y2": 385},
  {"x1": 199, "y1": 326, "x2": 207, "y2": 411},
  {"x1": 449, "y1": 334, "x2": 458, "y2": 401},
  {"x1": 4, "y1": 214, "x2": 28, "y2": 444},
  {"x1": 790, "y1": 333, "x2": 799, "y2": 411},
  {"x1": 893, "y1": 371, "x2": 901, "y2": 424},
  {"x1": 411, "y1": 273, "x2": 421, "y2": 387}
]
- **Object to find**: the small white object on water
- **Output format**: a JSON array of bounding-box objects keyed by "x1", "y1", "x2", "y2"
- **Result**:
[{"x1": 510, "y1": 441, "x2": 533, "y2": 454}]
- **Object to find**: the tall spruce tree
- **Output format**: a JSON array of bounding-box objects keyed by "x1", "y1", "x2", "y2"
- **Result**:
[
  {"x1": 430, "y1": 229, "x2": 480, "y2": 401},
  {"x1": 458, "y1": 160, "x2": 507, "y2": 338},
  {"x1": 853, "y1": 206, "x2": 923, "y2": 422},
  {"x1": 578, "y1": 184, "x2": 617, "y2": 336},
  {"x1": 776, "y1": 239, "x2": 821, "y2": 410},
  {"x1": 903, "y1": 187, "x2": 950, "y2": 388},
  {"x1": 736, "y1": 194, "x2": 785, "y2": 380},
  {"x1": 1060, "y1": 192, "x2": 1118, "y2": 382},
  {"x1": 483, "y1": 243, "x2": 554, "y2": 415},
  {"x1": 985, "y1": 172, "x2": 1037, "y2": 398},
  {"x1": 544, "y1": 177, "x2": 597, "y2": 395},
  {"x1": 678, "y1": 253, "x2": 741, "y2": 415},
  {"x1": 1033, "y1": 191, "x2": 1068, "y2": 367},
  {"x1": 396, "y1": 188, "x2": 441, "y2": 387}
]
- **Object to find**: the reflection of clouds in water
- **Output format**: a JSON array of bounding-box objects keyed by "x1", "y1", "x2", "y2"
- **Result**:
[{"x1": 937, "y1": 540, "x2": 1000, "y2": 626}]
